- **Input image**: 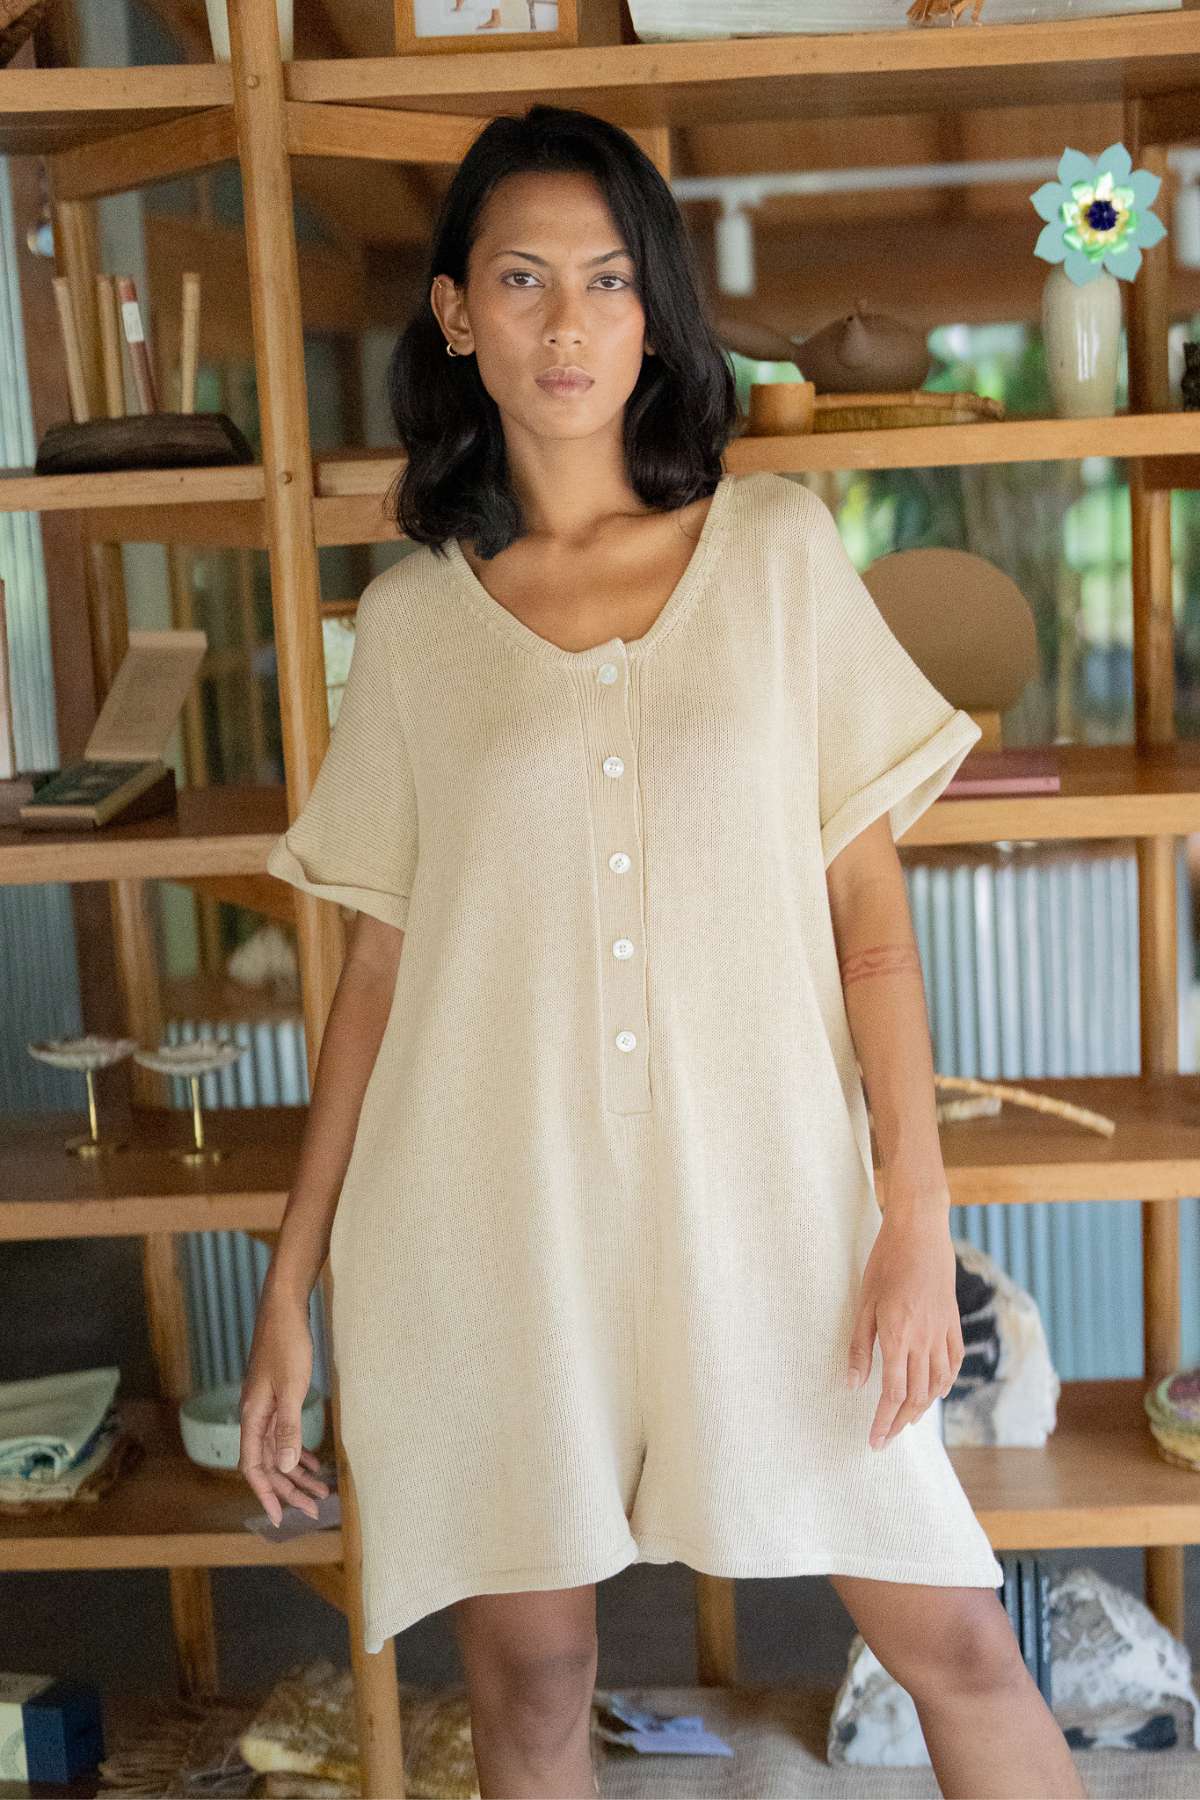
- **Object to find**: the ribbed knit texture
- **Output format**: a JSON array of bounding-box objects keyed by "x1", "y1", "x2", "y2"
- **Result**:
[{"x1": 266, "y1": 469, "x2": 999, "y2": 1654}]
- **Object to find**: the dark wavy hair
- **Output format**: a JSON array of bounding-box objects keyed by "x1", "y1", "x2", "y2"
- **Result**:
[{"x1": 386, "y1": 104, "x2": 739, "y2": 560}]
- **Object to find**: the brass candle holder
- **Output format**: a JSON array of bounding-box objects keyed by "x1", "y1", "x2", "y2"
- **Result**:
[
  {"x1": 133, "y1": 1039, "x2": 249, "y2": 1165},
  {"x1": 27, "y1": 1035, "x2": 137, "y2": 1156}
]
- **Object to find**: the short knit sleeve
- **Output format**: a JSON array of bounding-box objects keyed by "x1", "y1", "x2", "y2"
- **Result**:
[
  {"x1": 265, "y1": 580, "x2": 418, "y2": 929},
  {"x1": 805, "y1": 490, "x2": 982, "y2": 870}
]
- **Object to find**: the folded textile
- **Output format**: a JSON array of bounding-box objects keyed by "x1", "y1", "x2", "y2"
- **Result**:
[
  {"x1": 0, "y1": 1406, "x2": 125, "y2": 1506},
  {"x1": 0, "y1": 1366, "x2": 120, "y2": 1481}
]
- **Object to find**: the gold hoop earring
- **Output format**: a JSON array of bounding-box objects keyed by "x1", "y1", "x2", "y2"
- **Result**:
[{"x1": 446, "y1": 341, "x2": 459, "y2": 356}]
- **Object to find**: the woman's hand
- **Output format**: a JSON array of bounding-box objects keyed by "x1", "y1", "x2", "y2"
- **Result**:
[
  {"x1": 845, "y1": 1206, "x2": 963, "y2": 1450},
  {"x1": 239, "y1": 1285, "x2": 331, "y2": 1527}
]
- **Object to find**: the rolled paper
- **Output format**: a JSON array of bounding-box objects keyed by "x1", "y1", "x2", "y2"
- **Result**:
[{"x1": 114, "y1": 274, "x2": 158, "y2": 413}]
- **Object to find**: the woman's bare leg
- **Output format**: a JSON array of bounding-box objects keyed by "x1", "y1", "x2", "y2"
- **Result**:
[
  {"x1": 450, "y1": 1585, "x2": 600, "y2": 1800},
  {"x1": 829, "y1": 1573, "x2": 1086, "y2": 1799}
]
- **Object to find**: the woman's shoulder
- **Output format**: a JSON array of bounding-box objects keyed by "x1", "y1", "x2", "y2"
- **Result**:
[
  {"x1": 728, "y1": 468, "x2": 830, "y2": 544},
  {"x1": 350, "y1": 542, "x2": 451, "y2": 646}
]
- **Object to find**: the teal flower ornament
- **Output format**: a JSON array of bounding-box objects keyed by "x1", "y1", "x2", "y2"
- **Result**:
[{"x1": 1030, "y1": 142, "x2": 1167, "y2": 285}]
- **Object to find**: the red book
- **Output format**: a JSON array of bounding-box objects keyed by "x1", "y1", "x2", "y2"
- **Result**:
[{"x1": 946, "y1": 746, "x2": 1062, "y2": 796}]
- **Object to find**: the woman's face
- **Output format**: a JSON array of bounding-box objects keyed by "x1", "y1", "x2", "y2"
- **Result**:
[{"x1": 433, "y1": 170, "x2": 651, "y2": 447}]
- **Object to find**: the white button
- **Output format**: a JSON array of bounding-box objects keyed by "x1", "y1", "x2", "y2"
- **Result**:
[
  {"x1": 598, "y1": 662, "x2": 619, "y2": 684},
  {"x1": 602, "y1": 755, "x2": 624, "y2": 778},
  {"x1": 608, "y1": 851, "x2": 631, "y2": 873},
  {"x1": 612, "y1": 938, "x2": 634, "y2": 959},
  {"x1": 615, "y1": 1030, "x2": 637, "y2": 1052}
]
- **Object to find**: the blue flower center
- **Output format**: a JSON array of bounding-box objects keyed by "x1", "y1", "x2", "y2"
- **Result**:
[{"x1": 1086, "y1": 197, "x2": 1118, "y2": 233}]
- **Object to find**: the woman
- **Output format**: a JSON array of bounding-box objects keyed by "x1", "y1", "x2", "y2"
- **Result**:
[{"x1": 241, "y1": 104, "x2": 1086, "y2": 1800}]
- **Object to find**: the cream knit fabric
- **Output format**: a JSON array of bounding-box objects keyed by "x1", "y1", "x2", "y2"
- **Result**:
[{"x1": 266, "y1": 468, "x2": 1001, "y2": 1653}]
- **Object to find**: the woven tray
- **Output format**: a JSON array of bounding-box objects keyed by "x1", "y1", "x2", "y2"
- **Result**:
[{"x1": 812, "y1": 389, "x2": 1006, "y2": 431}]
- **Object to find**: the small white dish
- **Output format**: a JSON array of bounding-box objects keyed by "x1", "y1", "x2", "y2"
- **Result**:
[{"x1": 180, "y1": 1380, "x2": 325, "y2": 1473}]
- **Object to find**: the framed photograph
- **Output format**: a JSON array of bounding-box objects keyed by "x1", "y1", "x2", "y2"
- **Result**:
[{"x1": 395, "y1": 0, "x2": 624, "y2": 54}]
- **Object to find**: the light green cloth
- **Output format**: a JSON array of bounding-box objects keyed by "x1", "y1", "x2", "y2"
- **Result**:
[{"x1": 0, "y1": 1366, "x2": 120, "y2": 1482}]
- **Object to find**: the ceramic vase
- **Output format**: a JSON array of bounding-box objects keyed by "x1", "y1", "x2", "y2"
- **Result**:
[{"x1": 1040, "y1": 263, "x2": 1122, "y2": 419}]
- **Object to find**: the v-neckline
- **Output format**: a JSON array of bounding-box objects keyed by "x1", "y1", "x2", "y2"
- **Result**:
[{"x1": 443, "y1": 471, "x2": 736, "y2": 669}]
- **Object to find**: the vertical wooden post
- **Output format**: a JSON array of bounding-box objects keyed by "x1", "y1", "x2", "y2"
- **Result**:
[
  {"x1": 226, "y1": 2, "x2": 407, "y2": 1791},
  {"x1": 1124, "y1": 99, "x2": 1183, "y2": 1641}
]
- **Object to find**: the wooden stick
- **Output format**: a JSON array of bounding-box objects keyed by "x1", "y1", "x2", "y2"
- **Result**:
[
  {"x1": 179, "y1": 271, "x2": 200, "y2": 414},
  {"x1": 96, "y1": 274, "x2": 125, "y2": 418},
  {"x1": 934, "y1": 1072, "x2": 1117, "y2": 1136},
  {"x1": 51, "y1": 275, "x2": 89, "y2": 423},
  {"x1": 114, "y1": 274, "x2": 158, "y2": 413}
]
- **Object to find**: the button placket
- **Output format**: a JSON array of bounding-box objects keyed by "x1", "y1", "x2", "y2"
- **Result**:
[{"x1": 588, "y1": 647, "x2": 651, "y2": 1114}]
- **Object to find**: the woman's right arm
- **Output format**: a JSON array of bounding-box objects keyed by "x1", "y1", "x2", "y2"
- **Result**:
[{"x1": 239, "y1": 910, "x2": 404, "y2": 1525}]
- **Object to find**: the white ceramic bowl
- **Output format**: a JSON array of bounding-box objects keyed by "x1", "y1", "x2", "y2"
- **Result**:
[{"x1": 180, "y1": 1380, "x2": 325, "y2": 1472}]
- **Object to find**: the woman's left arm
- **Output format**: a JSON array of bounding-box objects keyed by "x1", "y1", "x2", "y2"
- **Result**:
[{"x1": 825, "y1": 813, "x2": 964, "y2": 1451}]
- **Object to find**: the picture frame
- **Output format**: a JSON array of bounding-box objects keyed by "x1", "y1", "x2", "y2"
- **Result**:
[{"x1": 395, "y1": 0, "x2": 625, "y2": 56}]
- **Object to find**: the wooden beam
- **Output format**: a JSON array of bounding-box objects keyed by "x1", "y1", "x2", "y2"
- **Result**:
[
  {"x1": 50, "y1": 107, "x2": 238, "y2": 202},
  {"x1": 285, "y1": 99, "x2": 489, "y2": 163},
  {"x1": 174, "y1": 873, "x2": 297, "y2": 925}
]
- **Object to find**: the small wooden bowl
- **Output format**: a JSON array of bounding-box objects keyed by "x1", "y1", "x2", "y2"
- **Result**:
[{"x1": 746, "y1": 379, "x2": 816, "y2": 436}]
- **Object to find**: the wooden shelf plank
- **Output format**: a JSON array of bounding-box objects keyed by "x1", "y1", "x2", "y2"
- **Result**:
[
  {"x1": 0, "y1": 464, "x2": 265, "y2": 515},
  {"x1": 952, "y1": 1378, "x2": 1200, "y2": 1550},
  {"x1": 0, "y1": 1399, "x2": 340, "y2": 1570},
  {"x1": 0, "y1": 65, "x2": 230, "y2": 157},
  {"x1": 310, "y1": 416, "x2": 1200, "y2": 544},
  {"x1": 0, "y1": 1104, "x2": 303, "y2": 1240},
  {"x1": 313, "y1": 414, "x2": 1199, "y2": 482},
  {"x1": 5, "y1": 16, "x2": 1200, "y2": 158},
  {"x1": 727, "y1": 411, "x2": 1200, "y2": 474},
  {"x1": 928, "y1": 1073, "x2": 1200, "y2": 1207},
  {"x1": 0, "y1": 786, "x2": 287, "y2": 886},
  {"x1": 1, "y1": 1382, "x2": 1194, "y2": 1570},
  {"x1": 4, "y1": 413, "x2": 1197, "y2": 544},
  {"x1": 2, "y1": 749, "x2": 1200, "y2": 888},
  {"x1": 2, "y1": 1073, "x2": 1198, "y2": 1242},
  {"x1": 907, "y1": 743, "x2": 1200, "y2": 847},
  {"x1": 285, "y1": 14, "x2": 1200, "y2": 128}
]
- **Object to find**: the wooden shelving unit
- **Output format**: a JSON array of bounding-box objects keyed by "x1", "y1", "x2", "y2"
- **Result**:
[
  {"x1": 2, "y1": 4, "x2": 1198, "y2": 1792},
  {"x1": 0, "y1": 785, "x2": 286, "y2": 884},
  {"x1": 0, "y1": 1103, "x2": 305, "y2": 1239}
]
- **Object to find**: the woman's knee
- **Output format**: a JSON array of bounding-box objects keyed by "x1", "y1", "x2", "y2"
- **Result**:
[
  {"x1": 830, "y1": 1576, "x2": 1023, "y2": 1698},
  {"x1": 451, "y1": 1585, "x2": 599, "y2": 1726}
]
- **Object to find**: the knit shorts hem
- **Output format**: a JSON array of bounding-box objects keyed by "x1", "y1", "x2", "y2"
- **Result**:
[
  {"x1": 360, "y1": 1528, "x2": 1004, "y2": 1651},
  {"x1": 632, "y1": 1531, "x2": 1005, "y2": 1591},
  {"x1": 361, "y1": 1532, "x2": 643, "y2": 1653}
]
